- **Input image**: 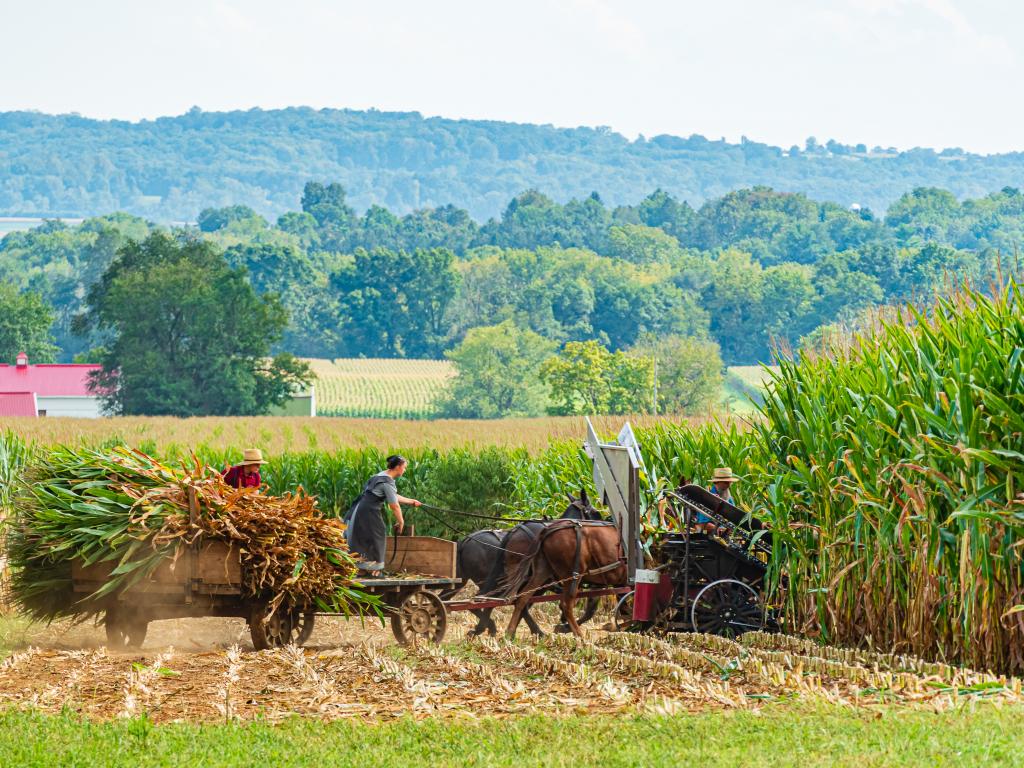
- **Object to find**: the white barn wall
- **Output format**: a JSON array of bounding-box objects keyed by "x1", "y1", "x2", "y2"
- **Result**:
[{"x1": 35, "y1": 395, "x2": 103, "y2": 418}]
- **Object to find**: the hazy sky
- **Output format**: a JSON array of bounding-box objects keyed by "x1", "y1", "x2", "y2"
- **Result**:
[{"x1": 3, "y1": 0, "x2": 1022, "y2": 153}]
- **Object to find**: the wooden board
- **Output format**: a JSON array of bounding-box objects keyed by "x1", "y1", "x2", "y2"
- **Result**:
[
  {"x1": 72, "y1": 541, "x2": 242, "y2": 594},
  {"x1": 384, "y1": 536, "x2": 457, "y2": 579}
]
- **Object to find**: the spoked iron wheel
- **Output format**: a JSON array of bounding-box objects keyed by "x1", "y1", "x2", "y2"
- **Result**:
[
  {"x1": 390, "y1": 589, "x2": 447, "y2": 645},
  {"x1": 294, "y1": 612, "x2": 316, "y2": 645},
  {"x1": 105, "y1": 606, "x2": 148, "y2": 649},
  {"x1": 249, "y1": 604, "x2": 314, "y2": 650},
  {"x1": 690, "y1": 578, "x2": 765, "y2": 637}
]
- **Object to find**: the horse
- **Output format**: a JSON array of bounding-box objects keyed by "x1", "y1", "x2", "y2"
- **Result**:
[
  {"x1": 440, "y1": 490, "x2": 604, "y2": 637},
  {"x1": 501, "y1": 519, "x2": 627, "y2": 638}
]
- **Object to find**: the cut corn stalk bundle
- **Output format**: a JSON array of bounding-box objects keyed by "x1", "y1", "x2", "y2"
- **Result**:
[{"x1": 4, "y1": 445, "x2": 368, "y2": 621}]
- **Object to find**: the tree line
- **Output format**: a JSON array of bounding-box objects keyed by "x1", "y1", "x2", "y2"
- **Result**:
[
  {"x1": 0, "y1": 182, "x2": 1016, "y2": 417},
  {"x1": 4, "y1": 107, "x2": 1024, "y2": 222}
]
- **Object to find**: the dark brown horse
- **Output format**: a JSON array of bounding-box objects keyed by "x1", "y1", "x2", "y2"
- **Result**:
[
  {"x1": 502, "y1": 519, "x2": 626, "y2": 638},
  {"x1": 443, "y1": 490, "x2": 604, "y2": 637}
]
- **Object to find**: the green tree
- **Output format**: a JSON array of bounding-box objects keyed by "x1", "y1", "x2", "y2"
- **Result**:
[
  {"x1": 78, "y1": 233, "x2": 311, "y2": 416},
  {"x1": 331, "y1": 247, "x2": 460, "y2": 357},
  {"x1": 301, "y1": 182, "x2": 355, "y2": 250},
  {"x1": 540, "y1": 340, "x2": 654, "y2": 415},
  {"x1": 632, "y1": 335, "x2": 724, "y2": 414},
  {"x1": 607, "y1": 224, "x2": 682, "y2": 264},
  {"x1": 0, "y1": 286, "x2": 58, "y2": 363},
  {"x1": 885, "y1": 187, "x2": 961, "y2": 243},
  {"x1": 197, "y1": 205, "x2": 262, "y2": 233},
  {"x1": 436, "y1": 321, "x2": 553, "y2": 418},
  {"x1": 636, "y1": 189, "x2": 695, "y2": 241}
]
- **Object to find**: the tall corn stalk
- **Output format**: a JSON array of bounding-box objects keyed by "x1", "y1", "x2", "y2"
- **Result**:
[
  {"x1": 0, "y1": 431, "x2": 33, "y2": 612},
  {"x1": 753, "y1": 280, "x2": 1024, "y2": 672}
]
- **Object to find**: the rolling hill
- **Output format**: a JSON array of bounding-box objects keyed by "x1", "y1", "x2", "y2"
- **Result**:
[{"x1": 2, "y1": 108, "x2": 1022, "y2": 221}]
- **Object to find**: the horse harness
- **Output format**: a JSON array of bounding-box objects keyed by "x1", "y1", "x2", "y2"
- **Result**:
[{"x1": 538, "y1": 519, "x2": 627, "y2": 595}]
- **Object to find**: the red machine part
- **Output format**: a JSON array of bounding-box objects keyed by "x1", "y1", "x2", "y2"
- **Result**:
[{"x1": 632, "y1": 569, "x2": 673, "y2": 621}]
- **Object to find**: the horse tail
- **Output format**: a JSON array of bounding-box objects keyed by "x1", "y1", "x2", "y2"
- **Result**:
[
  {"x1": 479, "y1": 530, "x2": 510, "y2": 597},
  {"x1": 498, "y1": 530, "x2": 548, "y2": 599}
]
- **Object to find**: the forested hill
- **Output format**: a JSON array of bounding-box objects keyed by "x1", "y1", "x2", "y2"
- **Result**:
[{"x1": 3, "y1": 107, "x2": 1024, "y2": 221}]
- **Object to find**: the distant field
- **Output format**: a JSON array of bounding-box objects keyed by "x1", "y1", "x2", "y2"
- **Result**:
[
  {"x1": 723, "y1": 365, "x2": 777, "y2": 414},
  {"x1": 308, "y1": 358, "x2": 453, "y2": 418},
  {"x1": 307, "y1": 358, "x2": 773, "y2": 418},
  {"x1": 0, "y1": 414, "x2": 713, "y2": 455}
]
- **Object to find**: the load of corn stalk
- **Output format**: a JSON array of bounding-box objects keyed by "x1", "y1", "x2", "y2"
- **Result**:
[{"x1": 4, "y1": 445, "x2": 368, "y2": 621}]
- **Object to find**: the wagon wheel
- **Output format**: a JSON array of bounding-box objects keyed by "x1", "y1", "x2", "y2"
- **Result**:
[
  {"x1": 294, "y1": 612, "x2": 316, "y2": 646},
  {"x1": 105, "y1": 606, "x2": 148, "y2": 649},
  {"x1": 690, "y1": 579, "x2": 765, "y2": 637},
  {"x1": 390, "y1": 589, "x2": 447, "y2": 645},
  {"x1": 249, "y1": 603, "x2": 310, "y2": 650}
]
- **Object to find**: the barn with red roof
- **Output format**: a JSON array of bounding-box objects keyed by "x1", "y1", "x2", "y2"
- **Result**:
[{"x1": 0, "y1": 352, "x2": 104, "y2": 418}]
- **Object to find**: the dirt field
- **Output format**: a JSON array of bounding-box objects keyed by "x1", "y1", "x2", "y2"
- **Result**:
[{"x1": 1, "y1": 607, "x2": 1020, "y2": 724}]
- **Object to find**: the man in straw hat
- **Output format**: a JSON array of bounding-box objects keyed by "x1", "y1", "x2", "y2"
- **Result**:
[
  {"x1": 222, "y1": 448, "x2": 267, "y2": 489},
  {"x1": 709, "y1": 466, "x2": 740, "y2": 504},
  {"x1": 689, "y1": 467, "x2": 740, "y2": 533}
]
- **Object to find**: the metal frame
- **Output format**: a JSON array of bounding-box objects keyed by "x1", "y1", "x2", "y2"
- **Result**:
[{"x1": 584, "y1": 417, "x2": 641, "y2": 582}]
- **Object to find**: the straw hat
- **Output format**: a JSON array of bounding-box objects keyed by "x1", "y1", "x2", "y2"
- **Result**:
[
  {"x1": 242, "y1": 448, "x2": 267, "y2": 466},
  {"x1": 711, "y1": 467, "x2": 739, "y2": 483}
]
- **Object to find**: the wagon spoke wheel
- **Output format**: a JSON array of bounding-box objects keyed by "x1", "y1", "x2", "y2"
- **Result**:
[
  {"x1": 105, "y1": 607, "x2": 148, "y2": 650},
  {"x1": 294, "y1": 612, "x2": 316, "y2": 646},
  {"x1": 391, "y1": 589, "x2": 447, "y2": 645},
  {"x1": 690, "y1": 579, "x2": 765, "y2": 637},
  {"x1": 249, "y1": 604, "x2": 308, "y2": 650}
]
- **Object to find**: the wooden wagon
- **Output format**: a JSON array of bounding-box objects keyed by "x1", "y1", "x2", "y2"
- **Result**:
[{"x1": 72, "y1": 534, "x2": 459, "y2": 649}]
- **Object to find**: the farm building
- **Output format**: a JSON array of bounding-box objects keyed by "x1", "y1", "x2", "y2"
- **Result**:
[
  {"x1": 0, "y1": 353, "x2": 104, "y2": 418},
  {"x1": 269, "y1": 384, "x2": 317, "y2": 417}
]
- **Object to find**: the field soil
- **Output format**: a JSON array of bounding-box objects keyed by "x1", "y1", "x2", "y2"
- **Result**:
[{"x1": 2, "y1": 604, "x2": 1018, "y2": 724}]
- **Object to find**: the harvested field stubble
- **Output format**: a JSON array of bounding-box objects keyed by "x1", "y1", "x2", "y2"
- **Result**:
[{"x1": 0, "y1": 627, "x2": 1019, "y2": 723}]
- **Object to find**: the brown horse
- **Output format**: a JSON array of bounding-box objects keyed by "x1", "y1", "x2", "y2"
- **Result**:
[{"x1": 502, "y1": 520, "x2": 626, "y2": 638}]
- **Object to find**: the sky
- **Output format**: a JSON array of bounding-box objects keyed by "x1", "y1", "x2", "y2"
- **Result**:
[{"x1": 2, "y1": 0, "x2": 1022, "y2": 154}]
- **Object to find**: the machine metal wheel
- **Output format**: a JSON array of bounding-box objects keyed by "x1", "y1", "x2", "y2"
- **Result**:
[
  {"x1": 613, "y1": 590, "x2": 638, "y2": 631},
  {"x1": 105, "y1": 606, "x2": 148, "y2": 649},
  {"x1": 690, "y1": 579, "x2": 765, "y2": 637},
  {"x1": 390, "y1": 589, "x2": 447, "y2": 645},
  {"x1": 249, "y1": 603, "x2": 310, "y2": 650}
]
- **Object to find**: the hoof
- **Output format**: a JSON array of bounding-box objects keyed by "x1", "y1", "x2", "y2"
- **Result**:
[{"x1": 553, "y1": 623, "x2": 572, "y2": 634}]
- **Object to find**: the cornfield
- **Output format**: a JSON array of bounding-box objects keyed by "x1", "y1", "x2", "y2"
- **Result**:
[
  {"x1": 2, "y1": 282, "x2": 1023, "y2": 672},
  {"x1": 749, "y1": 280, "x2": 1024, "y2": 673},
  {"x1": 309, "y1": 358, "x2": 454, "y2": 419},
  {"x1": 0, "y1": 414, "x2": 700, "y2": 456}
]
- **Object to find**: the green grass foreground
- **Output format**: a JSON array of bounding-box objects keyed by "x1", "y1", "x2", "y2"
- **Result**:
[{"x1": 0, "y1": 706, "x2": 1021, "y2": 768}]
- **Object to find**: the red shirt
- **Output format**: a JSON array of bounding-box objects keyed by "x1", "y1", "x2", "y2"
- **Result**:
[{"x1": 222, "y1": 465, "x2": 261, "y2": 489}]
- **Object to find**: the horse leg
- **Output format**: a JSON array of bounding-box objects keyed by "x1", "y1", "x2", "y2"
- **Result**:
[
  {"x1": 561, "y1": 588, "x2": 584, "y2": 638},
  {"x1": 466, "y1": 608, "x2": 487, "y2": 637},
  {"x1": 504, "y1": 595, "x2": 531, "y2": 639},
  {"x1": 522, "y1": 605, "x2": 545, "y2": 637},
  {"x1": 577, "y1": 596, "x2": 600, "y2": 625},
  {"x1": 504, "y1": 567, "x2": 549, "y2": 639}
]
